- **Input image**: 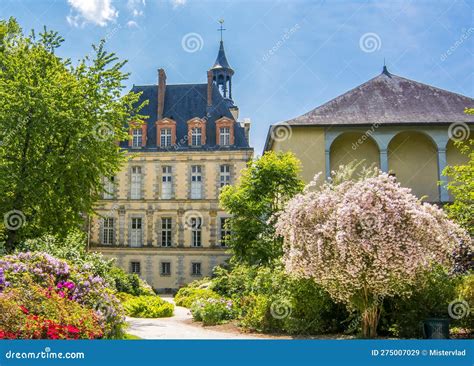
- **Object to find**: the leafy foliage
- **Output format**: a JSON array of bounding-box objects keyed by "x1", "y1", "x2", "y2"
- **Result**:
[
  {"x1": 209, "y1": 264, "x2": 347, "y2": 335},
  {"x1": 276, "y1": 167, "x2": 471, "y2": 337},
  {"x1": 16, "y1": 230, "x2": 154, "y2": 296},
  {"x1": 122, "y1": 296, "x2": 174, "y2": 318},
  {"x1": 0, "y1": 251, "x2": 125, "y2": 338},
  {"x1": 220, "y1": 151, "x2": 304, "y2": 265},
  {"x1": 0, "y1": 277, "x2": 103, "y2": 339},
  {"x1": 0, "y1": 18, "x2": 146, "y2": 250},
  {"x1": 174, "y1": 287, "x2": 220, "y2": 308},
  {"x1": 443, "y1": 108, "x2": 474, "y2": 236},
  {"x1": 380, "y1": 266, "x2": 460, "y2": 338},
  {"x1": 191, "y1": 298, "x2": 234, "y2": 326}
]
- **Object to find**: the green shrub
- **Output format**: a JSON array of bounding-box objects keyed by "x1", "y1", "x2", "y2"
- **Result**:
[
  {"x1": 212, "y1": 264, "x2": 347, "y2": 335},
  {"x1": 174, "y1": 287, "x2": 220, "y2": 308},
  {"x1": 109, "y1": 267, "x2": 154, "y2": 297},
  {"x1": 122, "y1": 296, "x2": 174, "y2": 318},
  {"x1": 380, "y1": 266, "x2": 459, "y2": 338},
  {"x1": 239, "y1": 294, "x2": 282, "y2": 332},
  {"x1": 455, "y1": 273, "x2": 474, "y2": 332},
  {"x1": 17, "y1": 231, "x2": 155, "y2": 297},
  {"x1": 191, "y1": 298, "x2": 234, "y2": 326}
]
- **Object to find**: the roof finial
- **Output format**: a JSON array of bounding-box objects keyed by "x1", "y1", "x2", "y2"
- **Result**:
[
  {"x1": 217, "y1": 19, "x2": 226, "y2": 42},
  {"x1": 382, "y1": 59, "x2": 390, "y2": 76}
]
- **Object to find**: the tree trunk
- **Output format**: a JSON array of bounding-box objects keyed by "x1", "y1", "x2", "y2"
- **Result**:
[{"x1": 361, "y1": 306, "x2": 380, "y2": 338}]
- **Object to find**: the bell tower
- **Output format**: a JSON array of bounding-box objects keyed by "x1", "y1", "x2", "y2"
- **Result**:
[{"x1": 209, "y1": 20, "x2": 235, "y2": 109}]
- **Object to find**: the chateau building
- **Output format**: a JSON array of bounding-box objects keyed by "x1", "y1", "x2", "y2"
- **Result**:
[
  {"x1": 90, "y1": 38, "x2": 253, "y2": 291},
  {"x1": 265, "y1": 66, "x2": 473, "y2": 203}
]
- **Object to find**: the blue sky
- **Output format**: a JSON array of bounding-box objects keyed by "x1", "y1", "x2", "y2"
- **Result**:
[{"x1": 1, "y1": 0, "x2": 473, "y2": 153}]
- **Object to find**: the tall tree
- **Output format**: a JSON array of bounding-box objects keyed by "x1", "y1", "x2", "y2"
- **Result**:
[
  {"x1": 276, "y1": 169, "x2": 470, "y2": 338},
  {"x1": 0, "y1": 18, "x2": 145, "y2": 251},
  {"x1": 220, "y1": 151, "x2": 305, "y2": 265}
]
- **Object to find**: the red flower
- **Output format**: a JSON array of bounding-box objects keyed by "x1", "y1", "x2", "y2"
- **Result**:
[{"x1": 19, "y1": 305, "x2": 29, "y2": 314}]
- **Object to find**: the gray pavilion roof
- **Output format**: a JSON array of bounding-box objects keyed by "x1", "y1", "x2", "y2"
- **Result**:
[{"x1": 284, "y1": 67, "x2": 474, "y2": 126}]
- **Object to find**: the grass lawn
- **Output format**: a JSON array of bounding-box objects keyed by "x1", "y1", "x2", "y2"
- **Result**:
[{"x1": 123, "y1": 333, "x2": 141, "y2": 340}]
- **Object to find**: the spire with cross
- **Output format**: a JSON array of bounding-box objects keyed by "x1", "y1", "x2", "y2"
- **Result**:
[{"x1": 217, "y1": 19, "x2": 226, "y2": 42}]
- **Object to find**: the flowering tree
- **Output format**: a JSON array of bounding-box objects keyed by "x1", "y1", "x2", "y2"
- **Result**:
[{"x1": 275, "y1": 170, "x2": 470, "y2": 338}]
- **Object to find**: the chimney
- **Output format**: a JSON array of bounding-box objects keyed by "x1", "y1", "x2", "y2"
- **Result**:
[
  {"x1": 207, "y1": 70, "x2": 213, "y2": 108},
  {"x1": 157, "y1": 68, "x2": 166, "y2": 120},
  {"x1": 242, "y1": 118, "x2": 251, "y2": 143}
]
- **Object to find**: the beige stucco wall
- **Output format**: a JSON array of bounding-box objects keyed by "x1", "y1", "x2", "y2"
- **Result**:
[
  {"x1": 330, "y1": 132, "x2": 380, "y2": 172},
  {"x1": 271, "y1": 126, "x2": 326, "y2": 183},
  {"x1": 90, "y1": 149, "x2": 252, "y2": 291},
  {"x1": 388, "y1": 131, "x2": 439, "y2": 201}
]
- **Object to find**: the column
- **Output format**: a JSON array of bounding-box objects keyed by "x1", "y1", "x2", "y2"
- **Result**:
[
  {"x1": 325, "y1": 149, "x2": 331, "y2": 179},
  {"x1": 146, "y1": 208, "x2": 154, "y2": 247},
  {"x1": 379, "y1": 149, "x2": 389, "y2": 172},
  {"x1": 437, "y1": 147, "x2": 449, "y2": 202}
]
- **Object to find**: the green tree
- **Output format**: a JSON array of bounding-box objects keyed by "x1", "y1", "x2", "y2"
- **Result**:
[
  {"x1": 0, "y1": 18, "x2": 146, "y2": 251},
  {"x1": 220, "y1": 151, "x2": 305, "y2": 265},
  {"x1": 443, "y1": 108, "x2": 474, "y2": 235}
]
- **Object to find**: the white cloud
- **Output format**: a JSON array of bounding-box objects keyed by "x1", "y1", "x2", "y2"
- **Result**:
[
  {"x1": 67, "y1": 0, "x2": 118, "y2": 27},
  {"x1": 127, "y1": 0, "x2": 146, "y2": 17},
  {"x1": 171, "y1": 0, "x2": 186, "y2": 9},
  {"x1": 127, "y1": 20, "x2": 139, "y2": 28}
]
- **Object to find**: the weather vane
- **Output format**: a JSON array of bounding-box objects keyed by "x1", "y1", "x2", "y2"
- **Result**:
[{"x1": 217, "y1": 19, "x2": 226, "y2": 42}]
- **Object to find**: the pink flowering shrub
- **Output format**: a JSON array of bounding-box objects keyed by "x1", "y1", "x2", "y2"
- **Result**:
[
  {"x1": 275, "y1": 171, "x2": 471, "y2": 337},
  {"x1": 0, "y1": 252, "x2": 125, "y2": 338}
]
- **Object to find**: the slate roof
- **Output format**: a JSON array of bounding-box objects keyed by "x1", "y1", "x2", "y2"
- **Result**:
[
  {"x1": 121, "y1": 83, "x2": 250, "y2": 151},
  {"x1": 284, "y1": 68, "x2": 474, "y2": 126},
  {"x1": 210, "y1": 41, "x2": 233, "y2": 72}
]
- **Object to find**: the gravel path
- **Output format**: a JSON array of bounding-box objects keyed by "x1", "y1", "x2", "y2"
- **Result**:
[{"x1": 126, "y1": 296, "x2": 262, "y2": 339}]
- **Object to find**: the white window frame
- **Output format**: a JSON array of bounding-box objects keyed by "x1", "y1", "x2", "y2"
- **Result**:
[
  {"x1": 102, "y1": 217, "x2": 114, "y2": 245},
  {"x1": 219, "y1": 164, "x2": 231, "y2": 188},
  {"x1": 191, "y1": 262, "x2": 202, "y2": 276},
  {"x1": 191, "y1": 217, "x2": 202, "y2": 247},
  {"x1": 131, "y1": 166, "x2": 142, "y2": 199},
  {"x1": 161, "y1": 217, "x2": 172, "y2": 247},
  {"x1": 161, "y1": 166, "x2": 173, "y2": 199},
  {"x1": 191, "y1": 127, "x2": 202, "y2": 146},
  {"x1": 219, "y1": 127, "x2": 230, "y2": 146},
  {"x1": 130, "y1": 261, "x2": 141, "y2": 274},
  {"x1": 103, "y1": 176, "x2": 115, "y2": 199},
  {"x1": 132, "y1": 128, "x2": 143, "y2": 148},
  {"x1": 130, "y1": 217, "x2": 142, "y2": 247},
  {"x1": 160, "y1": 128, "x2": 172, "y2": 147},
  {"x1": 161, "y1": 262, "x2": 171, "y2": 276},
  {"x1": 190, "y1": 165, "x2": 202, "y2": 199}
]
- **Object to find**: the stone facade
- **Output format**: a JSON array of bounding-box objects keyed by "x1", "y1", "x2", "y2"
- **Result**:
[{"x1": 90, "y1": 150, "x2": 252, "y2": 291}]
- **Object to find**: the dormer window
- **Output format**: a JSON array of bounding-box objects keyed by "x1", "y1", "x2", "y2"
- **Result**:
[
  {"x1": 191, "y1": 127, "x2": 202, "y2": 146},
  {"x1": 156, "y1": 118, "x2": 176, "y2": 148},
  {"x1": 160, "y1": 128, "x2": 172, "y2": 147},
  {"x1": 187, "y1": 118, "x2": 206, "y2": 147},
  {"x1": 219, "y1": 127, "x2": 230, "y2": 146},
  {"x1": 132, "y1": 128, "x2": 142, "y2": 148},
  {"x1": 215, "y1": 117, "x2": 235, "y2": 146}
]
